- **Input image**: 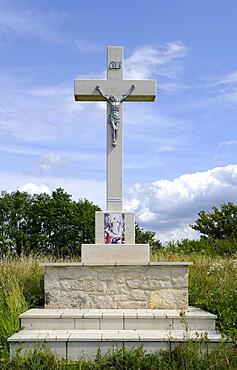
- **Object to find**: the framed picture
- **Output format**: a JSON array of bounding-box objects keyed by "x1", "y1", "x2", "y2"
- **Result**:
[{"x1": 104, "y1": 213, "x2": 125, "y2": 244}]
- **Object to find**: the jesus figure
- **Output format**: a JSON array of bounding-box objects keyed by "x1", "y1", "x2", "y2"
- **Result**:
[{"x1": 96, "y1": 84, "x2": 135, "y2": 146}]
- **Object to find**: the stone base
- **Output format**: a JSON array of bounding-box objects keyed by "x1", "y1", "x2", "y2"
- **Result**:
[
  {"x1": 19, "y1": 307, "x2": 217, "y2": 331},
  {"x1": 40, "y1": 262, "x2": 192, "y2": 309},
  {"x1": 82, "y1": 244, "x2": 149, "y2": 264},
  {"x1": 8, "y1": 308, "x2": 224, "y2": 360}
]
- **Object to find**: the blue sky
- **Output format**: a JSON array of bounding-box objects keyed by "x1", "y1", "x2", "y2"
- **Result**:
[{"x1": 0, "y1": 0, "x2": 237, "y2": 241}]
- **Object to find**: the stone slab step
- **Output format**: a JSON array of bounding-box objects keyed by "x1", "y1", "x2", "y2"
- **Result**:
[
  {"x1": 8, "y1": 329, "x2": 225, "y2": 359},
  {"x1": 20, "y1": 307, "x2": 217, "y2": 331}
]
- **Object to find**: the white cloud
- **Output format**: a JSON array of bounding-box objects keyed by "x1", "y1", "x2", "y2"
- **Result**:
[
  {"x1": 155, "y1": 225, "x2": 198, "y2": 243},
  {"x1": 125, "y1": 164, "x2": 237, "y2": 242},
  {"x1": 0, "y1": 4, "x2": 98, "y2": 53},
  {"x1": 125, "y1": 42, "x2": 188, "y2": 87},
  {"x1": 158, "y1": 81, "x2": 188, "y2": 93},
  {"x1": 219, "y1": 140, "x2": 237, "y2": 147},
  {"x1": 18, "y1": 183, "x2": 51, "y2": 195},
  {"x1": 0, "y1": 6, "x2": 66, "y2": 44},
  {"x1": 215, "y1": 70, "x2": 237, "y2": 105},
  {"x1": 0, "y1": 76, "x2": 105, "y2": 146},
  {"x1": 39, "y1": 153, "x2": 71, "y2": 172},
  {"x1": 218, "y1": 70, "x2": 237, "y2": 85}
]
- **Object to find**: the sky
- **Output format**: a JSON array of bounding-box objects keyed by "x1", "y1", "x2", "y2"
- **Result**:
[{"x1": 0, "y1": 0, "x2": 237, "y2": 242}]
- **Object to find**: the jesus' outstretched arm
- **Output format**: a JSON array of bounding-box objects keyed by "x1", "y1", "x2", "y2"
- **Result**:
[
  {"x1": 120, "y1": 85, "x2": 135, "y2": 102},
  {"x1": 96, "y1": 85, "x2": 109, "y2": 101}
]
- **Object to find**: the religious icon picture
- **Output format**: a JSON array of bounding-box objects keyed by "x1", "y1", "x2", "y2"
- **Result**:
[{"x1": 104, "y1": 213, "x2": 125, "y2": 244}]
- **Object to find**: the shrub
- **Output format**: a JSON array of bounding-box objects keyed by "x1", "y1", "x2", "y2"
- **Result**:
[{"x1": 165, "y1": 237, "x2": 237, "y2": 257}]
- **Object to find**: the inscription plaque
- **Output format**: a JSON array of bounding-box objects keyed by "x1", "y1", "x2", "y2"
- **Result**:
[{"x1": 109, "y1": 61, "x2": 121, "y2": 69}]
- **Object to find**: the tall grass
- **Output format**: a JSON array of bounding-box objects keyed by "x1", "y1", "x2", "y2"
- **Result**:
[
  {"x1": 0, "y1": 256, "x2": 44, "y2": 351},
  {"x1": 188, "y1": 255, "x2": 237, "y2": 338},
  {"x1": 1, "y1": 343, "x2": 237, "y2": 370},
  {"x1": 152, "y1": 251, "x2": 237, "y2": 339}
]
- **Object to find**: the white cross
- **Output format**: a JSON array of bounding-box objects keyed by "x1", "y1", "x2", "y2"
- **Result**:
[{"x1": 74, "y1": 46, "x2": 156, "y2": 211}]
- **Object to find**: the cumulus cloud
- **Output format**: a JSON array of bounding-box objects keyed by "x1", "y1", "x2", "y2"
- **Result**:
[
  {"x1": 125, "y1": 164, "x2": 237, "y2": 242},
  {"x1": 18, "y1": 183, "x2": 51, "y2": 195}
]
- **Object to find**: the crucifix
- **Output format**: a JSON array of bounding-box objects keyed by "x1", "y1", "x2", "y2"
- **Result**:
[
  {"x1": 74, "y1": 46, "x2": 156, "y2": 212},
  {"x1": 96, "y1": 84, "x2": 135, "y2": 146}
]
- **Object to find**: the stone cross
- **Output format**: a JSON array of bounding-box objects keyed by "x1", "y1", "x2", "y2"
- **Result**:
[{"x1": 74, "y1": 46, "x2": 156, "y2": 211}]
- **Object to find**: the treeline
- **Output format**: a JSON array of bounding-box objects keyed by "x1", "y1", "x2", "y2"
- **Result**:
[
  {"x1": 0, "y1": 188, "x2": 99, "y2": 258},
  {"x1": 0, "y1": 188, "x2": 236, "y2": 257},
  {"x1": 0, "y1": 188, "x2": 161, "y2": 258}
]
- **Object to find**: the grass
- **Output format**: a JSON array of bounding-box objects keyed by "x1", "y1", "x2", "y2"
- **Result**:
[
  {"x1": 188, "y1": 255, "x2": 237, "y2": 338},
  {"x1": 1, "y1": 343, "x2": 237, "y2": 370},
  {"x1": 0, "y1": 256, "x2": 44, "y2": 351},
  {"x1": 0, "y1": 253, "x2": 236, "y2": 368},
  {"x1": 152, "y1": 251, "x2": 237, "y2": 339}
]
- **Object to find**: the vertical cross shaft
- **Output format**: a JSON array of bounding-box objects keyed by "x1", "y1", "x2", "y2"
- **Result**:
[{"x1": 107, "y1": 47, "x2": 123, "y2": 211}]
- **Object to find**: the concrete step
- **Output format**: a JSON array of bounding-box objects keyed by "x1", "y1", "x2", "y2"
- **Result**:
[
  {"x1": 20, "y1": 307, "x2": 217, "y2": 331},
  {"x1": 8, "y1": 329, "x2": 225, "y2": 359}
]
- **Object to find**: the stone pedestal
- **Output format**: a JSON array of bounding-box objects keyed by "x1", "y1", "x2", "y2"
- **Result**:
[
  {"x1": 41, "y1": 262, "x2": 191, "y2": 310},
  {"x1": 82, "y1": 244, "x2": 150, "y2": 264},
  {"x1": 82, "y1": 210, "x2": 149, "y2": 264},
  {"x1": 8, "y1": 259, "x2": 224, "y2": 359}
]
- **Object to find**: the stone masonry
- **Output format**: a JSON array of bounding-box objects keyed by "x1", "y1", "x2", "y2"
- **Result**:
[{"x1": 43, "y1": 263, "x2": 191, "y2": 310}]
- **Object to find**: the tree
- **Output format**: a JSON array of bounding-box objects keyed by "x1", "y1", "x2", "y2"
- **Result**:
[
  {"x1": 191, "y1": 202, "x2": 237, "y2": 240},
  {"x1": 0, "y1": 191, "x2": 32, "y2": 256},
  {"x1": 27, "y1": 188, "x2": 101, "y2": 257}
]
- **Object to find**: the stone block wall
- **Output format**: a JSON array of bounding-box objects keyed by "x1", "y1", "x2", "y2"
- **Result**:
[{"x1": 43, "y1": 263, "x2": 191, "y2": 310}]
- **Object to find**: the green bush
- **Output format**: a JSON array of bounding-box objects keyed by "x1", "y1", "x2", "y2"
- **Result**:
[{"x1": 165, "y1": 237, "x2": 237, "y2": 256}]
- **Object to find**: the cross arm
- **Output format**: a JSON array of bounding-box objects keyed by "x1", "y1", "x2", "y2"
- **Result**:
[{"x1": 74, "y1": 80, "x2": 156, "y2": 102}]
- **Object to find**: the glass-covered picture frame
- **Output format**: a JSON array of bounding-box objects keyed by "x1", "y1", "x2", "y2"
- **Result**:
[{"x1": 104, "y1": 213, "x2": 125, "y2": 244}]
